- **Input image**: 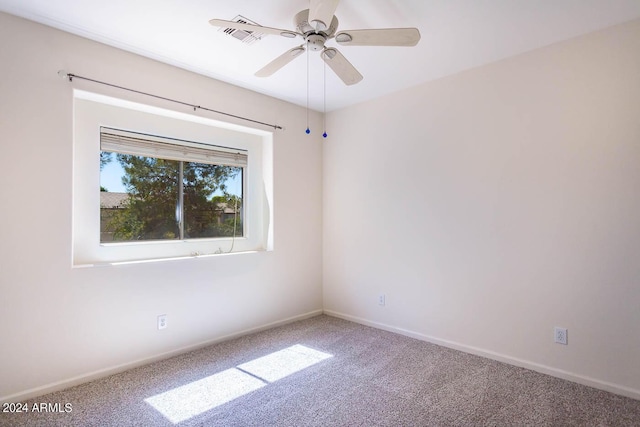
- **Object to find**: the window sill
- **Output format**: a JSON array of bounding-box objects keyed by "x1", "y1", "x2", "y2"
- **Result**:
[{"x1": 72, "y1": 249, "x2": 264, "y2": 268}]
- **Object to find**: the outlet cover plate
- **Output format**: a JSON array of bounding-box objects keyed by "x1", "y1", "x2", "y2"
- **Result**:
[
  {"x1": 158, "y1": 314, "x2": 168, "y2": 330},
  {"x1": 554, "y1": 327, "x2": 567, "y2": 345}
]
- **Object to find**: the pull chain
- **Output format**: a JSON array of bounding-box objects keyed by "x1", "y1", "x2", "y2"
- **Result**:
[
  {"x1": 323, "y1": 59, "x2": 328, "y2": 138},
  {"x1": 305, "y1": 45, "x2": 311, "y2": 135}
]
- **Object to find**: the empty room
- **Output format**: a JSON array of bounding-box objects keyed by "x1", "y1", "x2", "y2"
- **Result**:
[{"x1": 1, "y1": 0, "x2": 639, "y2": 425}]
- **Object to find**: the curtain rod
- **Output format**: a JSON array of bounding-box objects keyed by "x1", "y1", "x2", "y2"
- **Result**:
[{"x1": 58, "y1": 70, "x2": 283, "y2": 130}]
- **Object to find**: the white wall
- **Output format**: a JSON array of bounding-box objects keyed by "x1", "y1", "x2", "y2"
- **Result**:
[
  {"x1": 0, "y1": 12, "x2": 323, "y2": 401},
  {"x1": 324, "y1": 19, "x2": 640, "y2": 398}
]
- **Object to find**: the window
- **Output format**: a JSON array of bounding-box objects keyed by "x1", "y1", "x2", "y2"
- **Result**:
[
  {"x1": 72, "y1": 91, "x2": 273, "y2": 266},
  {"x1": 99, "y1": 128, "x2": 245, "y2": 243}
]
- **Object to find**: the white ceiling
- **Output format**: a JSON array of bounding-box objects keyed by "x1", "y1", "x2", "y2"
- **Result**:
[{"x1": 2, "y1": 0, "x2": 640, "y2": 112}]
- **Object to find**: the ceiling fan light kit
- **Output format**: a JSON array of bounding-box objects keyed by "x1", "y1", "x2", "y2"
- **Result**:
[{"x1": 210, "y1": 0, "x2": 420, "y2": 134}]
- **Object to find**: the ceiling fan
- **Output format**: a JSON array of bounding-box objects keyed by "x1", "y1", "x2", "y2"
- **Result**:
[{"x1": 209, "y1": 0, "x2": 421, "y2": 86}]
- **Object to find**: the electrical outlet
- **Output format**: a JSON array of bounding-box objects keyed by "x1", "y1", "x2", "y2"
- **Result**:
[
  {"x1": 554, "y1": 327, "x2": 567, "y2": 345},
  {"x1": 158, "y1": 314, "x2": 168, "y2": 330},
  {"x1": 378, "y1": 294, "x2": 386, "y2": 306}
]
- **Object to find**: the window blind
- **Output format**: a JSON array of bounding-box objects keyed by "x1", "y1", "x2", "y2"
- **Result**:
[{"x1": 100, "y1": 127, "x2": 248, "y2": 168}]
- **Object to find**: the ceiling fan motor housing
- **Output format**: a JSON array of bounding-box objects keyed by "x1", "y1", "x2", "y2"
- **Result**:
[{"x1": 295, "y1": 9, "x2": 339, "y2": 38}]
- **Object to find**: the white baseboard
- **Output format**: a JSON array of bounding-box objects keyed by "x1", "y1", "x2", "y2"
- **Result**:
[
  {"x1": 323, "y1": 309, "x2": 640, "y2": 401},
  {"x1": 1, "y1": 309, "x2": 323, "y2": 403}
]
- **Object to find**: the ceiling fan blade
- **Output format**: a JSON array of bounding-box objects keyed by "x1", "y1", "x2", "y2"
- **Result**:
[
  {"x1": 321, "y1": 48, "x2": 363, "y2": 86},
  {"x1": 335, "y1": 28, "x2": 421, "y2": 46},
  {"x1": 209, "y1": 19, "x2": 300, "y2": 39},
  {"x1": 308, "y1": 0, "x2": 340, "y2": 32},
  {"x1": 255, "y1": 45, "x2": 306, "y2": 77}
]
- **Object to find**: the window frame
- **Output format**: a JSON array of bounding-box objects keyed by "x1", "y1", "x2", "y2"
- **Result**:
[
  {"x1": 72, "y1": 90, "x2": 273, "y2": 266},
  {"x1": 99, "y1": 127, "x2": 247, "y2": 242}
]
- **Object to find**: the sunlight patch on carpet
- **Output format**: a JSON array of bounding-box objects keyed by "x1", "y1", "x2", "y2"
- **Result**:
[
  {"x1": 144, "y1": 344, "x2": 333, "y2": 423},
  {"x1": 238, "y1": 344, "x2": 333, "y2": 382}
]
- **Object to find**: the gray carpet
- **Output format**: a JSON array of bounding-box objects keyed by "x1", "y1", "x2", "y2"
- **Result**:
[{"x1": 1, "y1": 315, "x2": 639, "y2": 426}]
